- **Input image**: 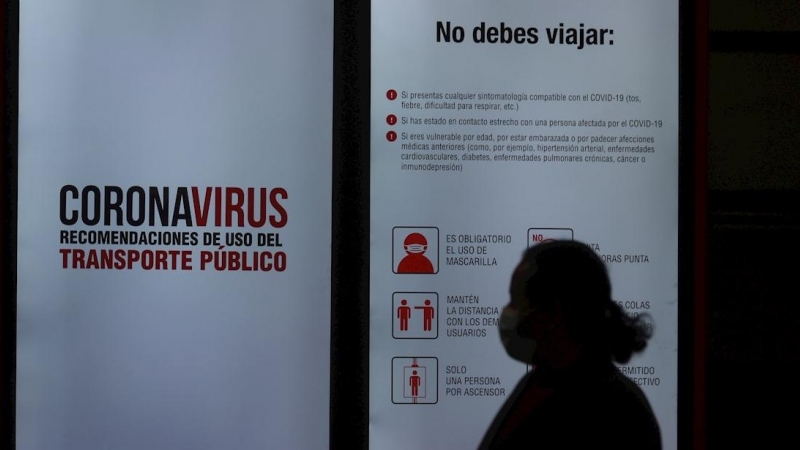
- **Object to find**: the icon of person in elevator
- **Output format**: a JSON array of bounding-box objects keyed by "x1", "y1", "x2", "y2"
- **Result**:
[
  {"x1": 409, "y1": 370, "x2": 421, "y2": 397},
  {"x1": 397, "y1": 232, "x2": 435, "y2": 273}
]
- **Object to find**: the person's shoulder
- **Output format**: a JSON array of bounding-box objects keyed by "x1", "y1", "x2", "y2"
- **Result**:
[
  {"x1": 607, "y1": 367, "x2": 652, "y2": 402},
  {"x1": 601, "y1": 367, "x2": 662, "y2": 449}
]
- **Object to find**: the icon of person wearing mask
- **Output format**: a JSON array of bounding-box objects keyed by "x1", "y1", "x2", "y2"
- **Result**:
[
  {"x1": 397, "y1": 232, "x2": 435, "y2": 274},
  {"x1": 479, "y1": 240, "x2": 661, "y2": 450}
]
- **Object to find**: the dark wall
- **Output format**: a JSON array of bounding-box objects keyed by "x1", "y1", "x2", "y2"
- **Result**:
[{"x1": 707, "y1": 1, "x2": 800, "y2": 447}]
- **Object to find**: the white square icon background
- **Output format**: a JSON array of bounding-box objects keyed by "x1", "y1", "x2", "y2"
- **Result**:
[
  {"x1": 392, "y1": 357, "x2": 438, "y2": 404},
  {"x1": 392, "y1": 292, "x2": 438, "y2": 339},
  {"x1": 392, "y1": 227, "x2": 439, "y2": 274},
  {"x1": 527, "y1": 228, "x2": 574, "y2": 247}
]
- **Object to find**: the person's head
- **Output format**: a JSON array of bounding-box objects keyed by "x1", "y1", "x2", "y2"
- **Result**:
[
  {"x1": 500, "y1": 240, "x2": 651, "y2": 367},
  {"x1": 403, "y1": 233, "x2": 428, "y2": 254}
]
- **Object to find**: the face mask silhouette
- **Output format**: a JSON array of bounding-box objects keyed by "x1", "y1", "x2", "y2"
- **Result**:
[
  {"x1": 405, "y1": 244, "x2": 427, "y2": 253},
  {"x1": 498, "y1": 306, "x2": 537, "y2": 364}
]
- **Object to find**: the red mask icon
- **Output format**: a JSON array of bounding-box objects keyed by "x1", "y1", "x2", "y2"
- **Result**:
[
  {"x1": 398, "y1": 232, "x2": 434, "y2": 274},
  {"x1": 404, "y1": 233, "x2": 428, "y2": 254}
]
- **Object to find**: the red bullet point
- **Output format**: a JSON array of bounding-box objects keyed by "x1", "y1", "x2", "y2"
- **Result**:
[
  {"x1": 386, "y1": 131, "x2": 397, "y2": 142},
  {"x1": 386, "y1": 114, "x2": 397, "y2": 125},
  {"x1": 386, "y1": 89, "x2": 397, "y2": 101}
]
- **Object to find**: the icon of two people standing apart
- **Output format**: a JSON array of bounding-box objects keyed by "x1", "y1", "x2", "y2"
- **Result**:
[{"x1": 397, "y1": 299, "x2": 435, "y2": 331}]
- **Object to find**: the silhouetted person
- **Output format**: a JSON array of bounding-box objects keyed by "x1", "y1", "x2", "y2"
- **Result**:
[{"x1": 479, "y1": 240, "x2": 661, "y2": 450}]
